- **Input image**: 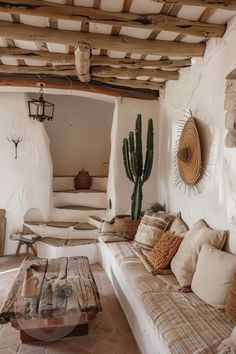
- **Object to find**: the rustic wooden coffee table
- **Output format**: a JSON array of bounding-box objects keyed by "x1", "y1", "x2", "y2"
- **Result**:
[{"x1": 0, "y1": 256, "x2": 101, "y2": 343}]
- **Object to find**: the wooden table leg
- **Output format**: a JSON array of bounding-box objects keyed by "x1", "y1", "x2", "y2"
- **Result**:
[
  {"x1": 16, "y1": 241, "x2": 22, "y2": 256},
  {"x1": 29, "y1": 244, "x2": 37, "y2": 257}
]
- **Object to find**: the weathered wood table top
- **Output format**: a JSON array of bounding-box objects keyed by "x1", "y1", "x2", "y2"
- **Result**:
[{"x1": 0, "y1": 256, "x2": 101, "y2": 328}]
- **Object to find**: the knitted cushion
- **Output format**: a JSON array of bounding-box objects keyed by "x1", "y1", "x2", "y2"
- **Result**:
[{"x1": 147, "y1": 231, "x2": 183, "y2": 270}]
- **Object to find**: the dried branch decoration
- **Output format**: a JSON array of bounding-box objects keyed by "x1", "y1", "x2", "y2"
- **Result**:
[{"x1": 7, "y1": 137, "x2": 23, "y2": 159}]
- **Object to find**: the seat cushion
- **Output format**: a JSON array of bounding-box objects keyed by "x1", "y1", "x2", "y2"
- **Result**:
[
  {"x1": 171, "y1": 219, "x2": 227, "y2": 288},
  {"x1": 192, "y1": 243, "x2": 236, "y2": 308},
  {"x1": 141, "y1": 291, "x2": 233, "y2": 354}
]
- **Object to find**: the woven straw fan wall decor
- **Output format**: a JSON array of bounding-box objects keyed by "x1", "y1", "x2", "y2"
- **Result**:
[{"x1": 174, "y1": 114, "x2": 205, "y2": 195}]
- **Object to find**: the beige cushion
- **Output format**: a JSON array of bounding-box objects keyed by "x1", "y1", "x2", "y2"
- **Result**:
[
  {"x1": 134, "y1": 211, "x2": 174, "y2": 250},
  {"x1": 192, "y1": 243, "x2": 236, "y2": 308},
  {"x1": 171, "y1": 219, "x2": 227, "y2": 287},
  {"x1": 147, "y1": 231, "x2": 183, "y2": 270},
  {"x1": 168, "y1": 215, "x2": 188, "y2": 235}
]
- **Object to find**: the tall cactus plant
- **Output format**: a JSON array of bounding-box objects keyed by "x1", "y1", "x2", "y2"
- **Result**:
[{"x1": 122, "y1": 114, "x2": 154, "y2": 220}]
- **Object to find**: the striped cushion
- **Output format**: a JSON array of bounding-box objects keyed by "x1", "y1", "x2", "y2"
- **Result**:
[{"x1": 134, "y1": 211, "x2": 174, "y2": 250}]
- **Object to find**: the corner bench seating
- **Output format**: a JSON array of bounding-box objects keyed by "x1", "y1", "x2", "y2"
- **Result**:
[{"x1": 98, "y1": 238, "x2": 234, "y2": 354}]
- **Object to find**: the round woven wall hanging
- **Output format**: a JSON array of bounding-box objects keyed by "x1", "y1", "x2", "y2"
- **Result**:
[
  {"x1": 174, "y1": 115, "x2": 206, "y2": 195},
  {"x1": 177, "y1": 117, "x2": 202, "y2": 186}
]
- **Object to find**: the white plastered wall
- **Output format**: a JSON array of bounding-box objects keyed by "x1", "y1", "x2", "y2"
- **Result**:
[
  {"x1": 107, "y1": 97, "x2": 159, "y2": 217},
  {"x1": 158, "y1": 16, "x2": 236, "y2": 253},
  {"x1": 0, "y1": 92, "x2": 53, "y2": 255},
  {"x1": 43, "y1": 94, "x2": 114, "y2": 176}
]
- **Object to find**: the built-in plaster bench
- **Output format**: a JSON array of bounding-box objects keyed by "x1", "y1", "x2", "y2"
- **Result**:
[
  {"x1": 17, "y1": 219, "x2": 101, "y2": 263},
  {"x1": 98, "y1": 238, "x2": 234, "y2": 354}
]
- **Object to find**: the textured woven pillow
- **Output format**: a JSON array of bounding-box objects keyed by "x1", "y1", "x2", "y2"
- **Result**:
[
  {"x1": 171, "y1": 219, "x2": 227, "y2": 288},
  {"x1": 134, "y1": 211, "x2": 174, "y2": 250},
  {"x1": 147, "y1": 231, "x2": 183, "y2": 270},
  {"x1": 225, "y1": 272, "x2": 236, "y2": 323},
  {"x1": 192, "y1": 243, "x2": 236, "y2": 308}
]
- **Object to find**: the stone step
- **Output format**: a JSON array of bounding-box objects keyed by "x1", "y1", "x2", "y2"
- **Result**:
[
  {"x1": 53, "y1": 175, "x2": 108, "y2": 192},
  {"x1": 53, "y1": 189, "x2": 107, "y2": 209}
]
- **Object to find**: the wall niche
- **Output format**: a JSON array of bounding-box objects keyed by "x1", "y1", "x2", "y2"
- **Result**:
[{"x1": 225, "y1": 69, "x2": 236, "y2": 147}]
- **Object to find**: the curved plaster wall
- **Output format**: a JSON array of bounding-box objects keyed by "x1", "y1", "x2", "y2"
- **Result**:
[
  {"x1": 158, "y1": 16, "x2": 236, "y2": 253},
  {"x1": 0, "y1": 93, "x2": 53, "y2": 254}
]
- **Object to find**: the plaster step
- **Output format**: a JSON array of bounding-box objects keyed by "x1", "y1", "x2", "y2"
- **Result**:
[
  {"x1": 24, "y1": 221, "x2": 99, "y2": 239},
  {"x1": 88, "y1": 216, "x2": 103, "y2": 229},
  {"x1": 53, "y1": 175, "x2": 108, "y2": 192},
  {"x1": 53, "y1": 189, "x2": 107, "y2": 209},
  {"x1": 50, "y1": 207, "x2": 107, "y2": 222}
]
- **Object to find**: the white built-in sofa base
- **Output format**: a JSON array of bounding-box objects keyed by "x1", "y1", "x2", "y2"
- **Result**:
[{"x1": 98, "y1": 240, "x2": 169, "y2": 354}]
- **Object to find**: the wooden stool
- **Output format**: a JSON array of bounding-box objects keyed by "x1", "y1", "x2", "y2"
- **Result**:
[{"x1": 16, "y1": 239, "x2": 37, "y2": 257}]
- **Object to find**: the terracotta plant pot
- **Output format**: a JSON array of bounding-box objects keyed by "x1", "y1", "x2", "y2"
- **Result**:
[
  {"x1": 115, "y1": 215, "x2": 140, "y2": 240},
  {"x1": 74, "y1": 170, "x2": 91, "y2": 190}
]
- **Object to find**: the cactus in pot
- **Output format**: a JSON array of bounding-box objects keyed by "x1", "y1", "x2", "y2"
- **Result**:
[{"x1": 122, "y1": 113, "x2": 154, "y2": 220}]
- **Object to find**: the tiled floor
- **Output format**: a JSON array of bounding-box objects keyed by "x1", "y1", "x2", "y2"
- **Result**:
[{"x1": 0, "y1": 256, "x2": 140, "y2": 354}]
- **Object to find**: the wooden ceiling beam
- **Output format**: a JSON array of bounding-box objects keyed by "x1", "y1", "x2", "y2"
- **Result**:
[
  {"x1": 93, "y1": 77, "x2": 165, "y2": 90},
  {"x1": 0, "y1": 2, "x2": 225, "y2": 38},
  {"x1": 0, "y1": 47, "x2": 75, "y2": 63},
  {"x1": 0, "y1": 64, "x2": 76, "y2": 76},
  {"x1": 92, "y1": 66, "x2": 179, "y2": 80},
  {"x1": 0, "y1": 21, "x2": 205, "y2": 57},
  {"x1": 0, "y1": 48, "x2": 192, "y2": 68},
  {"x1": 91, "y1": 56, "x2": 191, "y2": 69},
  {"x1": 150, "y1": 0, "x2": 236, "y2": 11},
  {"x1": 0, "y1": 74, "x2": 158, "y2": 99},
  {"x1": 0, "y1": 63, "x2": 179, "y2": 80}
]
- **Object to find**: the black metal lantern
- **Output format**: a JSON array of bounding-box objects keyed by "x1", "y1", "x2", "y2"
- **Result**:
[{"x1": 28, "y1": 82, "x2": 55, "y2": 122}]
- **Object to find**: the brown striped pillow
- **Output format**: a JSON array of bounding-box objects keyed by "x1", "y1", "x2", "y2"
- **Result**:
[
  {"x1": 134, "y1": 211, "x2": 174, "y2": 250},
  {"x1": 147, "y1": 231, "x2": 183, "y2": 270}
]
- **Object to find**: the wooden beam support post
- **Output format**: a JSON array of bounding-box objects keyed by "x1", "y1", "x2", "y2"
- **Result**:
[
  {"x1": 74, "y1": 43, "x2": 91, "y2": 82},
  {"x1": 0, "y1": 21, "x2": 206, "y2": 57}
]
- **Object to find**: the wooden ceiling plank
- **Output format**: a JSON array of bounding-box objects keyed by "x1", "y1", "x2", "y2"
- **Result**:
[
  {"x1": 200, "y1": 8, "x2": 217, "y2": 23},
  {"x1": 93, "y1": 77, "x2": 165, "y2": 90},
  {"x1": 0, "y1": 21, "x2": 206, "y2": 57},
  {"x1": 0, "y1": 4, "x2": 226, "y2": 38},
  {"x1": 92, "y1": 66, "x2": 179, "y2": 80},
  {"x1": 93, "y1": 0, "x2": 101, "y2": 8},
  {"x1": 122, "y1": 0, "x2": 133, "y2": 12},
  {"x1": 0, "y1": 74, "x2": 158, "y2": 99}
]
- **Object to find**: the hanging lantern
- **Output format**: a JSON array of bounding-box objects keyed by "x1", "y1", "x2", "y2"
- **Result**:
[{"x1": 28, "y1": 82, "x2": 55, "y2": 122}]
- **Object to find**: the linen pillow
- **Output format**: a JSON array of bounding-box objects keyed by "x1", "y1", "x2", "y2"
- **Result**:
[
  {"x1": 167, "y1": 215, "x2": 188, "y2": 235},
  {"x1": 192, "y1": 243, "x2": 236, "y2": 308},
  {"x1": 225, "y1": 272, "x2": 236, "y2": 323},
  {"x1": 134, "y1": 211, "x2": 174, "y2": 250},
  {"x1": 171, "y1": 219, "x2": 227, "y2": 288},
  {"x1": 98, "y1": 220, "x2": 117, "y2": 235},
  {"x1": 147, "y1": 231, "x2": 183, "y2": 270}
]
